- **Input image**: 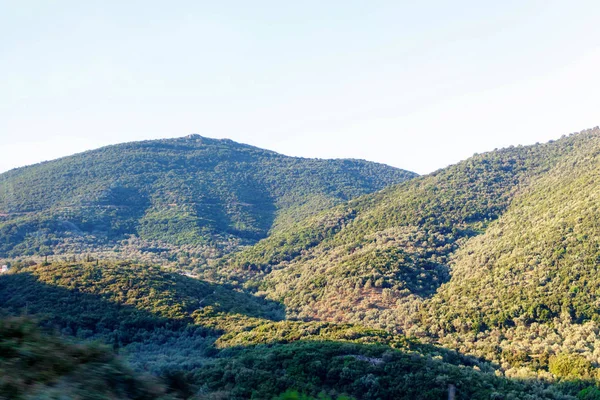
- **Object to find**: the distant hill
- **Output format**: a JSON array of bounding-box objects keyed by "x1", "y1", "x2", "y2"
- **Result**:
[{"x1": 0, "y1": 135, "x2": 415, "y2": 260}]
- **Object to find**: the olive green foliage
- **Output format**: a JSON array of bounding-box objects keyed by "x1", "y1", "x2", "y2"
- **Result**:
[
  {"x1": 196, "y1": 128, "x2": 600, "y2": 381},
  {"x1": 211, "y1": 208, "x2": 358, "y2": 284},
  {"x1": 425, "y1": 133, "x2": 600, "y2": 330},
  {"x1": 578, "y1": 386, "x2": 600, "y2": 400},
  {"x1": 1, "y1": 260, "x2": 587, "y2": 399},
  {"x1": 215, "y1": 130, "x2": 595, "y2": 324},
  {"x1": 400, "y1": 130, "x2": 600, "y2": 377},
  {"x1": 0, "y1": 317, "x2": 169, "y2": 400},
  {"x1": 8, "y1": 129, "x2": 600, "y2": 397},
  {"x1": 196, "y1": 341, "x2": 575, "y2": 400},
  {"x1": 549, "y1": 354, "x2": 595, "y2": 379},
  {"x1": 273, "y1": 390, "x2": 353, "y2": 400},
  {"x1": 0, "y1": 261, "x2": 283, "y2": 348},
  {"x1": 0, "y1": 135, "x2": 415, "y2": 261}
]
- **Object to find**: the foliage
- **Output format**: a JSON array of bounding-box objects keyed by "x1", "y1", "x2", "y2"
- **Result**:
[
  {"x1": 7, "y1": 129, "x2": 600, "y2": 397},
  {"x1": 549, "y1": 354, "x2": 595, "y2": 379},
  {"x1": 201, "y1": 128, "x2": 600, "y2": 381},
  {"x1": 0, "y1": 317, "x2": 170, "y2": 399},
  {"x1": 578, "y1": 386, "x2": 600, "y2": 400},
  {"x1": 423, "y1": 132, "x2": 600, "y2": 331},
  {"x1": 0, "y1": 260, "x2": 588, "y2": 399},
  {"x1": 213, "y1": 130, "x2": 598, "y2": 326},
  {"x1": 0, "y1": 261, "x2": 283, "y2": 348},
  {"x1": 272, "y1": 390, "x2": 354, "y2": 400},
  {"x1": 195, "y1": 341, "x2": 576, "y2": 400},
  {"x1": 0, "y1": 135, "x2": 415, "y2": 262}
]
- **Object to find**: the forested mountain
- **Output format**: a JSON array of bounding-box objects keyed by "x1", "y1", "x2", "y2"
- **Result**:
[
  {"x1": 6, "y1": 129, "x2": 600, "y2": 398},
  {"x1": 203, "y1": 127, "x2": 600, "y2": 381},
  {"x1": 426, "y1": 136, "x2": 600, "y2": 329},
  {"x1": 0, "y1": 135, "x2": 415, "y2": 262},
  {"x1": 213, "y1": 130, "x2": 592, "y2": 314}
]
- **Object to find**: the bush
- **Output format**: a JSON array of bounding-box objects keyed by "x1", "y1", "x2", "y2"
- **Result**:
[{"x1": 549, "y1": 353, "x2": 594, "y2": 379}]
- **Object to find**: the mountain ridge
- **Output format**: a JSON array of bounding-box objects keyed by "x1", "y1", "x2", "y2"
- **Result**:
[{"x1": 0, "y1": 134, "x2": 416, "y2": 263}]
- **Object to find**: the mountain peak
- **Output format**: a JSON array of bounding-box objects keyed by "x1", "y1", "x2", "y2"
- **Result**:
[{"x1": 0, "y1": 136, "x2": 416, "y2": 263}]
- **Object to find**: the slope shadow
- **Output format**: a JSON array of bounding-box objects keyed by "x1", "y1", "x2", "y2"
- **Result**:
[
  {"x1": 198, "y1": 339, "x2": 570, "y2": 400},
  {"x1": 0, "y1": 268, "x2": 285, "y2": 348},
  {"x1": 191, "y1": 177, "x2": 277, "y2": 241}
]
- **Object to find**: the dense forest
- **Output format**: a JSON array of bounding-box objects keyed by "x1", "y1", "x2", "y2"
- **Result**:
[
  {"x1": 202, "y1": 128, "x2": 600, "y2": 382},
  {"x1": 0, "y1": 135, "x2": 415, "y2": 263},
  {"x1": 1, "y1": 261, "x2": 597, "y2": 399},
  {"x1": 5, "y1": 130, "x2": 600, "y2": 398}
]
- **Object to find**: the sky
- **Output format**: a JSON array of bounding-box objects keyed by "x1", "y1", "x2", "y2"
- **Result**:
[{"x1": 1, "y1": 1, "x2": 600, "y2": 175}]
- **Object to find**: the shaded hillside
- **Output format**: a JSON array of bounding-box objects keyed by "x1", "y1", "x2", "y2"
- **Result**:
[
  {"x1": 0, "y1": 135, "x2": 415, "y2": 260},
  {"x1": 195, "y1": 339, "x2": 584, "y2": 400},
  {"x1": 0, "y1": 261, "x2": 588, "y2": 399},
  {"x1": 0, "y1": 261, "x2": 284, "y2": 347}
]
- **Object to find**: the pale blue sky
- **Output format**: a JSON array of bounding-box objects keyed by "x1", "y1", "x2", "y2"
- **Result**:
[{"x1": 2, "y1": 1, "x2": 600, "y2": 174}]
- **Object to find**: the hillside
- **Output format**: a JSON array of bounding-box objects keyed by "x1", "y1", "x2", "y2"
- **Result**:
[
  {"x1": 0, "y1": 261, "x2": 590, "y2": 399},
  {"x1": 425, "y1": 135, "x2": 600, "y2": 330},
  {"x1": 7, "y1": 129, "x2": 600, "y2": 397},
  {"x1": 0, "y1": 135, "x2": 415, "y2": 262},
  {"x1": 213, "y1": 130, "x2": 592, "y2": 316},
  {"x1": 413, "y1": 129, "x2": 600, "y2": 375},
  {"x1": 203, "y1": 128, "x2": 600, "y2": 378}
]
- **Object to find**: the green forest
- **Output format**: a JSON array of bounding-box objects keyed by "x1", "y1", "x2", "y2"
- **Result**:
[
  {"x1": 1, "y1": 261, "x2": 596, "y2": 399},
  {"x1": 0, "y1": 135, "x2": 414, "y2": 263},
  {"x1": 4, "y1": 131, "x2": 600, "y2": 398}
]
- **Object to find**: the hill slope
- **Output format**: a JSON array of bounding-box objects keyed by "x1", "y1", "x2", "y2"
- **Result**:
[
  {"x1": 426, "y1": 137, "x2": 600, "y2": 331},
  {"x1": 0, "y1": 261, "x2": 588, "y2": 399},
  {"x1": 7, "y1": 129, "x2": 600, "y2": 394},
  {"x1": 207, "y1": 128, "x2": 600, "y2": 377},
  {"x1": 0, "y1": 135, "x2": 415, "y2": 261},
  {"x1": 214, "y1": 130, "x2": 592, "y2": 318}
]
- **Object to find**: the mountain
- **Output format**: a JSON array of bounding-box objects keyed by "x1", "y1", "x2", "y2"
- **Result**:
[
  {"x1": 416, "y1": 128, "x2": 600, "y2": 372},
  {"x1": 206, "y1": 128, "x2": 600, "y2": 378},
  {"x1": 425, "y1": 134, "x2": 600, "y2": 329},
  {"x1": 213, "y1": 130, "x2": 586, "y2": 312},
  {"x1": 7, "y1": 128, "x2": 600, "y2": 398},
  {"x1": 0, "y1": 135, "x2": 416, "y2": 262}
]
